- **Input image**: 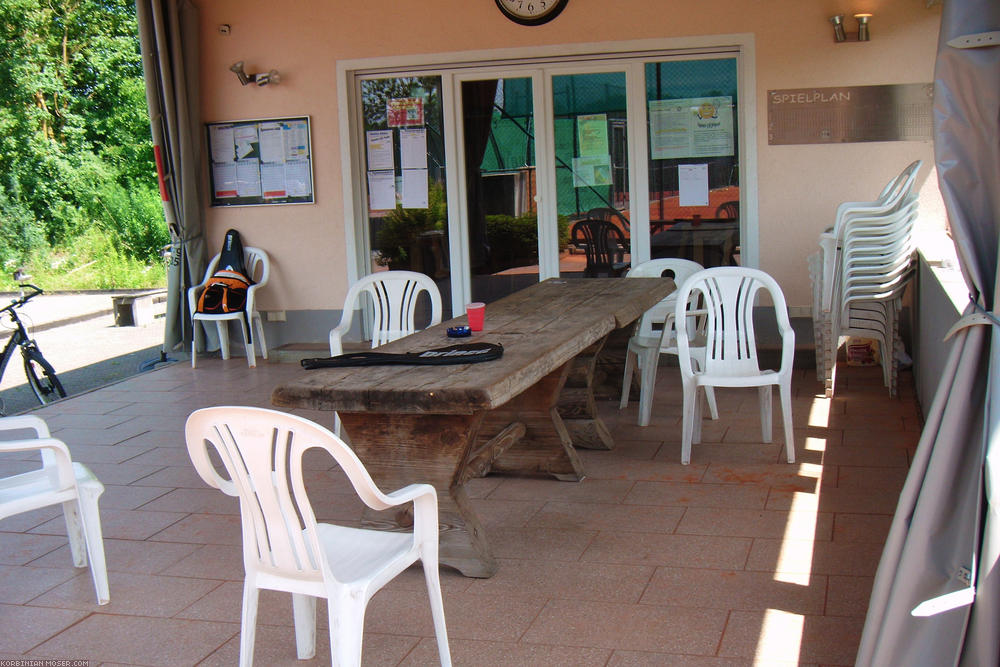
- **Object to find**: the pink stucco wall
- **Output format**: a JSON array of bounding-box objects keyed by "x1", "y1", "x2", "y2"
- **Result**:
[{"x1": 194, "y1": 0, "x2": 942, "y2": 312}]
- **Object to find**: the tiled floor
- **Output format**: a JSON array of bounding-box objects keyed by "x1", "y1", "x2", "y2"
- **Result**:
[{"x1": 0, "y1": 355, "x2": 921, "y2": 666}]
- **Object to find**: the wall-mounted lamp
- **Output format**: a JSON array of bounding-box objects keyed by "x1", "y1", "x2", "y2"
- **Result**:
[
  {"x1": 229, "y1": 61, "x2": 281, "y2": 86},
  {"x1": 830, "y1": 13, "x2": 873, "y2": 43}
]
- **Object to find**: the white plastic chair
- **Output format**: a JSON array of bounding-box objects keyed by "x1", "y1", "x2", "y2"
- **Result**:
[
  {"x1": 674, "y1": 268, "x2": 795, "y2": 466},
  {"x1": 0, "y1": 415, "x2": 109, "y2": 605},
  {"x1": 185, "y1": 406, "x2": 451, "y2": 667},
  {"x1": 816, "y1": 160, "x2": 921, "y2": 312},
  {"x1": 188, "y1": 246, "x2": 270, "y2": 368},
  {"x1": 811, "y1": 195, "x2": 919, "y2": 397},
  {"x1": 619, "y1": 258, "x2": 718, "y2": 426},
  {"x1": 330, "y1": 270, "x2": 443, "y2": 356}
]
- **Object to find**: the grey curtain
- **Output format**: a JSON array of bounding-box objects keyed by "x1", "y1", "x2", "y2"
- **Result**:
[
  {"x1": 856, "y1": 0, "x2": 1000, "y2": 664},
  {"x1": 135, "y1": 0, "x2": 208, "y2": 352}
]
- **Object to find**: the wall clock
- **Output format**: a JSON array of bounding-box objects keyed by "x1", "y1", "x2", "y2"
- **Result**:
[{"x1": 495, "y1": 0, "x2": 569, "y2": 26}]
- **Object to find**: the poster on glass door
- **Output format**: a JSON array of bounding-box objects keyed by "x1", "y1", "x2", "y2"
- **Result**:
[{"x1": 648, "y1": 96, "x2": 734, "y2": 159}]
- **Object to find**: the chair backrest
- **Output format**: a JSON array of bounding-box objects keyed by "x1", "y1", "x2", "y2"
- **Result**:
[
  {"x1": 715, "y1": 201, "x2": 739, "y2": 219},
  {"x1": 570, "y1": 218, "x2": 628, "y2": 277},
  {"x1": 832, "y1": 160, "x2": 922, "y2": 237},
  {"x1": 675, "y1": 267, "x2": 793, "y2": 379},
  {"x1": 586, "y1": 207, "x2": 630, "y2": 231},
  {"x1": 341, "y1": 270, "x2": 443, "y2": 348},
  {"x1": 185, "y1": 406, "x2": 390, "y2": 586},
  {"x1": 625, "y1": 259, "x2": 704, "y2": 339},
  {"x1": 203, "y1": 246, "x2": 271, "y2": 287}
]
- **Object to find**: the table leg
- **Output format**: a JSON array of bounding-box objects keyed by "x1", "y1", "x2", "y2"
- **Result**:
[
  {"x1": 485, "y1": 363, "x2": 585, "y2": 481},
  {"x1": 337, "y1": 411, "x2": 499, "y2": 578},
  {"x1": 556, "y1": 335, "x2": 615, "y2": 450}
]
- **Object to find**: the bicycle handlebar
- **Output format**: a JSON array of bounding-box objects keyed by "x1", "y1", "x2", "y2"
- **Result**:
[{"x1": 2, "y1": 284, "x2": 43, "y2": 313}]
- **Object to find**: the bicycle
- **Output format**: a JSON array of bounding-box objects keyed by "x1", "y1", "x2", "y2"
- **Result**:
[{"x1": 0, "y1": 284, "x2": 67, "y2": 415}]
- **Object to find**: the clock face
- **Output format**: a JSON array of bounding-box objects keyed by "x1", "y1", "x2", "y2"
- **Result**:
[{"x1": 495, "y1": 0, "x2": 569, "y2": 26}]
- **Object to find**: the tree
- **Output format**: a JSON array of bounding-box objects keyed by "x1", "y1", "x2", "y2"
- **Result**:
[{"x1": 0, "y1": 0, "x2": 165, "y2": 268}]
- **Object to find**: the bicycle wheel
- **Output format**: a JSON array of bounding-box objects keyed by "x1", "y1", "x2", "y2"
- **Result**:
[{"x1": 22, "y1": 346, "x2": 67, "y2": 405}]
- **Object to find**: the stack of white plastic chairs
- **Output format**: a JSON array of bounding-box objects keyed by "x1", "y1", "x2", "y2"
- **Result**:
[{"x1": 809, "y1": 160, "x2": 922, "y2": 398}]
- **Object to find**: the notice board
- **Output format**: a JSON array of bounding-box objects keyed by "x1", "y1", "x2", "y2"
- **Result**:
[{"x1": 206, "y1": 116, "x2": 314, "y2": 206}]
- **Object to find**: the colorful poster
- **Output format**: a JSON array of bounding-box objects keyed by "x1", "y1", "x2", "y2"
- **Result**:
[
  {"x1": 387, "y1": 97, "x2": 425, "y2": 127},
  {"x1": 577, "y1": 114, "x2": 609, "y2": 157},
  {"x1": 572, "y1": 155, "x2": 613, "y2": 188},
  {"x1": 649, "y1": 96, "x2": 734, "y2": 159}
]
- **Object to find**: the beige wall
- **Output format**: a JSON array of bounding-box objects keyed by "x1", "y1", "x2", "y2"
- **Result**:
[{"x1": 196, "y1": 0, "x2": 941, "y2": 314}]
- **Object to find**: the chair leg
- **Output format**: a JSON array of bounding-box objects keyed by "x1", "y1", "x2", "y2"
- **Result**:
[
  {"x1": 328, "y1": 593, "x2": 366, "y2": 667},
  {"x1": 191, "y1": 320, "x2": 200, "y2": 368},
  {"x1": 637, "y1": 348, "x2": 659, "y2": 427},
  {"x1": 758, "y1": 385, "x2": 773, "y2": 443},
  {"x1": 239, "y1": 581, "x2": 260, "y2": 667},
  {"x1": 680, "y1": 379, "x2": 697, "y2": 465},
  {"x1": 291, "y1": 593, "x2": 317, "y2": 659},
  {"x1": 620, "y1": 348, "x2": 636, "y2": 410},
  {"x1": 423, "y1": 560, "x2": 452, "y2": 667},
  {"x1": 236, "y1": 317, "x2": 255, "y2": 368},
  {"x1": 216, "y1": 321, "x2": 231, "y2": 360},
  {"x1": 253, "y1": 313, "x2": 268, "y2": 362},
  {"x1": 779, "y1": 380, "x2": 795, "y2": 463},
  {"x1": 693, "y1": 387, "x2": 704, "y2": 444},
  {"x1": 77, "y1": 482, "x2": 109, "y2": 605},
  {"x1": 704, "y1": 387, "x2": 719, "y2": 421},
  {"x1": 61, "y1": 500, "x2": 87, "y2": 567}
]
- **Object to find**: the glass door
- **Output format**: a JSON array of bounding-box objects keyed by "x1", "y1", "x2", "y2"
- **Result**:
[
  {"x1": 358, "y1": 75, "x2": 452, "y2": 317},
  {"x1": 460, "y1": 76, "x2": 542, "y2": 304},
  {"x1": 550, "y1": 70, "x2": 631, "y2": 279},
  {"x1": 644, "y1": 58, "x2": 740, "y2": 268}
]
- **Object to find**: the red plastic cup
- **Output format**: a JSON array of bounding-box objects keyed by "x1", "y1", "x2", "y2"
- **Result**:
[{"x1": 466, "y1": 302, "x2": 485, "y2": 331}]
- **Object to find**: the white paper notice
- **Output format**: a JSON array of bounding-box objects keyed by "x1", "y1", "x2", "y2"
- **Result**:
[
  {"x1": 285, "y1": 161, "x2": 312, "y2": 197},
  {"x1": 366, "y1": 130, "x2": 395, "y2": 171},
  {"x1": 678, "y1": 164, "x2": 709, "y2": 207},
  {"x1": 259, "y1": 124, "x2": 285, "y2": 164},
  {"x1": 400, "y1": 128, "x2": 427, "y2": 169},
  {"x1": 235, "y1": 159, "x2": 261, "y2": 197},
  {"x1": 212, "y1": 162, "x2": 238, "y2": 198},
  {"x1": 209, "y1": 125, "x2": 235, "y2": 163},
  {"x1": 401, "y1": 169, "x2": 429, "y2": 208},
  {"x1": 233, "y1": 125, "x2": 259, "y2": 160},
  {"x1": 260, "y1": 162, "x2": 287, "y2": 198},
  {"x1": 368, "y1": 171, "x2": 396, "y2": 210}
]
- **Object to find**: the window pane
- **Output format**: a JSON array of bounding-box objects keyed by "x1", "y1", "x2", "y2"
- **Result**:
[
  {"x1": 359, "y1": 76, "x2": 451, "y2": 317},
  {"x1": 552, "y1": 71, "x2": 631, "y2": 278},
  {"x1": 465, "y1": 78, "x2": 540, "y2": 304},
  {"x1": 646, "y1": 58, "x2": 740, "y2": 268}
]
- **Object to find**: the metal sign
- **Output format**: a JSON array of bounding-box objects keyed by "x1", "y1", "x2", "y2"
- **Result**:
[{"x1": 767, "y1": 83, "x2": 933, "y2": 145}]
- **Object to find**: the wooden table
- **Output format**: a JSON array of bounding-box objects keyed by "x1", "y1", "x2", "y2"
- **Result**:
[
  {"x1": 271, "y1": 277, "x2": 673, "y2": 577},
  {"x1": 651, "y1": 220, "x2": 739, "y2": 266}
]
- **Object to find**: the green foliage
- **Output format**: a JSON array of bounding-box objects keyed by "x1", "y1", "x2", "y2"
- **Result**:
[
  {"x1": 484, "y1": 212, "x2": 570, "y2": 272},
  {"x1": 0, "y1": 227, "x2": 166, "y2": 292},
  {"x1": 374, "y1": 182, "x2": 448, "y2": 269},
  {"x1": 0, "y1": 0, "x2": 165, "y2": 286}
]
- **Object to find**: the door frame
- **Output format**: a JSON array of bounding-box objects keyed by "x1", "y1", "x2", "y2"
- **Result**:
[{"x1": 337, "y1": 35, "x2": 758, "y2": 315}]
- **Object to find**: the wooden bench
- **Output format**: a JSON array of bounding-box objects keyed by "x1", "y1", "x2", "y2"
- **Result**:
[{"x1": 112, "y1": 289, "x2": 167, "y2": 326}]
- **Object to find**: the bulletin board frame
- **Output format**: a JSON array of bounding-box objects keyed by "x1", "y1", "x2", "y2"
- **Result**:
[{"x1": 206, "y1": 115, "x2": 315, "y2": 207}]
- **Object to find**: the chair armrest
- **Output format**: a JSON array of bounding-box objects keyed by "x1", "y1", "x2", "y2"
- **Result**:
[
  {"x1": 0, "y1": 437, "x2": 76, "y2": 489},
  {"x1": 0, "y1": 415, "x2": 50, "y2": 439},
  {"x1": 328, "y1": 309, "x2": 358, "y2": 356},
  {"x1": 386, "y1": 483, "x2": 440, "y2": 543}
]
